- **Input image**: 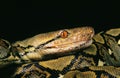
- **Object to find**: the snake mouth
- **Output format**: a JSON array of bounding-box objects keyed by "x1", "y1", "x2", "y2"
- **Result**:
[
  {"x1": 42, "y1": 38, "x2": 93, "y2": 55},
  {"x1": 44, "y1": 39, "x2": 92, "y2": 48}
]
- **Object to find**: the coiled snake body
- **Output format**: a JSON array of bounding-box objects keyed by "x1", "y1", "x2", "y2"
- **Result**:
[{"x1": 0, "y1": 27, "x2": 120, "y2": 78}]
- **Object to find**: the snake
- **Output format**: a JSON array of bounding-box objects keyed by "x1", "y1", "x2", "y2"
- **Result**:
[{"x1": 0, "y1": 26, "x2": 120, "y2": 78}]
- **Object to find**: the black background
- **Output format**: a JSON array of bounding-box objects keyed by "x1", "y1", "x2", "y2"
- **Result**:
[{"x1": 1, "y1": 1, "x2": 120, "y2": 43}]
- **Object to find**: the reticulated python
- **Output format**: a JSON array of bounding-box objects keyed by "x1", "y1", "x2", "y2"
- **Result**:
[{"x1": 0, "y1": 27, "x2": 120, "y2": 78}]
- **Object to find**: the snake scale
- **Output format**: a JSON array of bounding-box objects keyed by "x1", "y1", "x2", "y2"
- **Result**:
[{"x1": 0, "y1": 26, "x2": 120, "y2": 78}]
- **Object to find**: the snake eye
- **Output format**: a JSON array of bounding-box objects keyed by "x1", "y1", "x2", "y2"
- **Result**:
[
  {"x1": 0, "y1": 39, "x2": 11, "y2": 59},
  {"x1": 60, "y1": 30, "x2": 69, "y2": 38}
]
